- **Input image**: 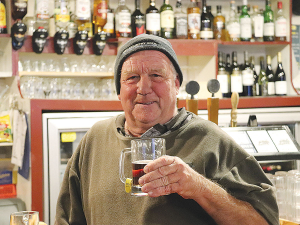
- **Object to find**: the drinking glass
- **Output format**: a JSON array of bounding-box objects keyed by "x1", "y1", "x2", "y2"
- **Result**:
[
  {"x1": 119, "y1": 138, "x2": 166, "y2": 196},
  {"x1": 10, "y1": 211, "x2": 39, "y2": 225},
  {"x1": 42, "y1": 78, "x2": 52, "y2": 99},
  {"x1": 49, "y1": 78, "x2": 62, "y2": 99},
  {"x1": 61, "y1": 78, "x2": 74, "y2": 99}
]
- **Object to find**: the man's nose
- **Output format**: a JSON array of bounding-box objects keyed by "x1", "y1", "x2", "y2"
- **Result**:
[{"x1": 137, "y1": 76, "x2": 152, "y2": 95}]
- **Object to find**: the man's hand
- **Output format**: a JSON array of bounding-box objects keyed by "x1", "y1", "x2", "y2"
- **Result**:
[{"x1": 139, "y1": 155, "x2": 204, "y2": 198}]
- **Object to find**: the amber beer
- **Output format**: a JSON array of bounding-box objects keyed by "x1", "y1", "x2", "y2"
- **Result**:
[{"x1": 132, "y1": 160, "x2": 152, "y2": 186}]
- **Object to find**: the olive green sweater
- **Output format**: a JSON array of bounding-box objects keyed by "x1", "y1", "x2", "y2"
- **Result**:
[{"x1": 55, "y1": 114, "x2": 279, "y2": 225}]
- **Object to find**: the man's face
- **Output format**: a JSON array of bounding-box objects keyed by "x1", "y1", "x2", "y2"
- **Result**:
[{"x1": 118, "y1": 50, "x2": 180, "y2": 130}]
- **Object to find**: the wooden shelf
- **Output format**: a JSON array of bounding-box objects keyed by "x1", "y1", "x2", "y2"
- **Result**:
[
  {"x1": 19, "y1": 71, "x2": 114, "y2": 78},
  {"x1": 220, "y1": 41, "x2": 290, "y2": 46}
]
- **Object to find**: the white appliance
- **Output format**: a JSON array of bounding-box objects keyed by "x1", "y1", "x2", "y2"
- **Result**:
[{"x1": 42, "y1": 111, "x2": 123, "y2": 225}]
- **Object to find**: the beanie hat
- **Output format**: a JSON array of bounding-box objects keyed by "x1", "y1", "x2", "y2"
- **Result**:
[{"x1": 114, "y1": 34, "x2": 183, "y2": 95}]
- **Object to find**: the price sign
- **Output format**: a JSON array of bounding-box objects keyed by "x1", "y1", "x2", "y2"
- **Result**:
[
  {"x1": 247, "y1": 130, "x2": 278, "y2": 153},
  {"x1": 61, "y1": 132, "x2": 77, "y2": 143},
  {"x1": 268, "y1": 130, "x2": 299, "y2": 152},
  {"x1": 225, "y1": 131, "x2": 256, "y2": 153}
]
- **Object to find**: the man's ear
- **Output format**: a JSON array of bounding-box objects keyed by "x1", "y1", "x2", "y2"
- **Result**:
[{"x1": 175, "y1": 76, "x2": 180, "y2": 95}]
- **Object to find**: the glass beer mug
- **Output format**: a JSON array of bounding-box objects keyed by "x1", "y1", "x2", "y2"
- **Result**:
[
  {"x1": 10, "y1": 211, "x2": 39, "y2": 225},
  {"x1": 119, "y1": 138, "x2": 166, "y2": 196}
]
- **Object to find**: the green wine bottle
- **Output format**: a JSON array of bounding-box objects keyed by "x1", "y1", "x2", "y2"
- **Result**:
[
  {"x1": 160, "y1": 0, "x2": 174, "y2": 39},
  {"x1": 263, "y1": 0, "x2": 275, "y2": 41},
  {"x1": 239, "y1": 0, "x2": 251, "y2": 41},
  {"x1": 258, "y1": 57, "x2": 268, "y2": 96}
]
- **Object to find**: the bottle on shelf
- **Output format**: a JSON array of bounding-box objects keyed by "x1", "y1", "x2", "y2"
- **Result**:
[
  {"x1": 12, "y1": 0, "x2": 28, "y2": 21},
  {"x1": 93, "y1": 0, "x2": 108, "y2": 33},
  {"x1": 275, "y1": 52, "x2": 287, "y2": 96},
  {"x1": 237, "y1": 6, "x2": 242, "y2": 17},
  {"x1": 231, "y1": 51, "x2": 243, "y2": 96},
  {"x1": 200, "y1": 0, "x2": 213, "y2": 40},
  {"x1": 213, "y1": 5, "x2": 225, "y2": 41},
  {"x1": 275, "y1": 1, "x2": 287, "y2": 42},
  {"x1": 103, "y1": 2, "x2": 115, "y2": 38},
  {"x1": 250, "y1": 56, "x2": 259, "y2": 96},
  {"x1": 146, "y1": 0, "x2": 160, "y2": 36},
  {"x1": 75, "y1": 0, "x2": 91, "y2": 32},
  {"x1": 266, "y1": 55, "x2": 275, "y2": 96},
  {"x1": 160, "y1": 0, "x2": 174, "y2": 39},
  {"x1": 226, "y1": 1, "x2": 240, "y2": 42},
  {"x1": 174, "y1": 0, "x2": 187, "y2": 39},
  {"x1": 225, "y1": 53, "x2": 232, "y2": 74},
  {"x1": 258, "y1": 56, "x2": 268, "y2": 96},
  {"x1": 242, "y1": 51, "x2": 254, "y2": 96},
  {"x1": 115, "y1": 0, "x2": 131, "y2": 37},
  {"x1": 207, "y1": 6, "x2": 214, "y2": 26},
  {"x1": 251, "y1": 5, "x2": 263, "y2": 42},
  {"x1": 131, "y1": 0, "x2": 145, "y2": 37},
  {"x1": 187, "y1": 0, "x2": 200, "y2": 39},
  {"x1": 54, "y1": 0, "x2": 70, "y2": 32},
  {"x1": 0, "y1": 0, "x2": 7, "y2": 34},
  {"x1": 217, "y1": 51, "x2": 231, "y2": 98},
  {"x1": 263, "y1": 0, "x2": 275, "y2": 41},
  {"x1": 35, "y1": 0, "x2": 50, "y2": 31},
  {"x1": 239, "y1": 0, "x2": 251, "y2": 41}
]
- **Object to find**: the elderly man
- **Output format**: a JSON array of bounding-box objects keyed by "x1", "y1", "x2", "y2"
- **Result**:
[{"x1": 55, "y1": 34, "x2": 279, "y2": 225}]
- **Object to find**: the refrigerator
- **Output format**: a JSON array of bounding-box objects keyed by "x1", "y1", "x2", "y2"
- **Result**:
[{"x1": 42, "y1": 111, "x2": 122, "y2": 225}]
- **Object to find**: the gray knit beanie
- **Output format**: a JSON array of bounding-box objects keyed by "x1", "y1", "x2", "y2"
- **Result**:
[{"x1": 114, "y1": 34, "x2": 183, "y2": 95}]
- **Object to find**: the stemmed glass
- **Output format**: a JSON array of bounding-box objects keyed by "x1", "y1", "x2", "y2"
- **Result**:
[{"x1": 10, "y1": 211, "x2": 39, "y2": 225}]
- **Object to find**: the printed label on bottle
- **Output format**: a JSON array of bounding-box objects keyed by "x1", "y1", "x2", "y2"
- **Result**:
[
  {"x1": 200, "y1": 29, "x2": 213, "y2": 39},
  {"x1": 264, "y1": 22, "x2": 275, "y2": 36},
  {"x1": 268, "y1": 82, "x2": 275, "y2": 95},
  {"x1": 146, "y1": 13, "x2": 160, "y2": 31},
  {"x1": 217, "y1": 74, "x2": 229, "y2": 93},
  {"x1": 242, "y1": 69, "x2": 254, "y2": 85},
  {"x1": 76, "y1": 0, "x2": 91, "y2": 19},
  {"x1": 275, "y1": 81, "x2": 287, "y2": 94},
  {"x1": 188, "y1": 13, "x2": 200, "y2": 34},
  {"x1": 104, "y1": 12, "x2": 114, "y2": 32},
  {"x1": 231, "y1": 75, "x2": 243, "y2": 93},
  {"x1": 135, "y1": 17, "x2": 145, "y2": 35},
  {"x1": 116, "y1": 12, "x2": 131, "y2": 33},
  {"x1": 36, "y1": 0, "x2": 50, "y2": 19},
  {"x1": 216, "y1": 21, "x2": 224, "y2": 29},
  {"x1": 176, "y1": 16, "x2": 187, "y2": 36},
  {"x1": 0, "y1": 3, "x2": 6, "y2": 29},
  {"x1": 96, "y1": 2, "x2": 108, "y2": 18},
  {"x1": 275, "y1": 18, "x2": 287, "y2": 37},
  {"x1": 240, "y1": 18, "x2": 251, "y2": 38},
  {"x1": 253, "y1": 15, "x2": 263, "y2": 37},
  {"x1": 227, "y1": 22, "x2": 240, "y2": 38},
  {"x1": 161, "y1": 10, "x2": 174, "y2": 28}
]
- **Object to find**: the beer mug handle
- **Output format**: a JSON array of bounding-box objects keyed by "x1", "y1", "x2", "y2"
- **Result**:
[{"x1": 119, "y1": 148, "x2": 131, "y2": 184}]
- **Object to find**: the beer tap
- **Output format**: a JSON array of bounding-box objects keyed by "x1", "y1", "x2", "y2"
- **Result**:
[
  {"x1": 207, "y1": 79, "x2": 220, "y2": 125},
  {"x1": 185, "y1": 81, "x2": 200, "y2": 115},
  {"x1": 230, "y1": 92, "x2": 239, "y2": 127}
]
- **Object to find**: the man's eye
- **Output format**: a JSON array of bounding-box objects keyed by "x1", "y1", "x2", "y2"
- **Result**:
[
  {"x1": 152, "y1": 74, "x2": 161, "y2": 78},
  {"x1": 127, "y1": 76, "x2": 139, "y2": 81}
]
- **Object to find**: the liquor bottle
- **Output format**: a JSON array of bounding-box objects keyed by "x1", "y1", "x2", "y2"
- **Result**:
[
  {"x1": 252, "y1": 6, "x2": 263, "y2": 42},
  {"x1": 226, "y1": 1, "x2": 240, "y2": 42},
  {"x1": 200, "y1": 0, "x2": 213, "y2": 40},
  {"x1": 263, "y1": 0, "x2": 274, "y2": 41},
  {"x1": 207, "y1": 6, "x2": 214, "y2": 25},
  {"x1": 54, "y1": 0, "x2": 70, "y2": 31},
  {"x1": 225, "y1": 53, "x2": 232, "y2": 74},
  {"x1": 93, "y1": 0, "x2": 108, "y2": 33},
  {"x1": 242, "y1": 51, "x2": 254, "y2": 96},
  {"x1": 240, "y1": 0, "x2": 251, "y2": 41},
  {"x1": 275, "y1": 52, "x2": 287, "y2": 96},
  {"x1": 0, "y1": 0, "x2": 7, "y2": 34},
  {"x1": 103, "y1": 3, "x2": 115, "y2": 38},
  {"x1": 160, "y1": 0, "x2": 174, "y2": 39},
  {"x1": 275, "y1": 1, "x2": 287, "y2": 41},
  {"x1": 231, "y1": 51, "x2": 243, "y2": 96},
  {"x1": 12, "y1": 0, "x2": 28, "y2": 21},
  {"x1": 174, "y1": 0, "x2": 187, "y2": 39},
  {"x1": 213, "y1": 5, "x2": 225, "y2": 40},
  {"x1": 35, "y1": 0, "x2": 50, "y2": 31},
  {"x1": 258, "y1": 56, "x2": 268, "y2": 96},
  {"x1": 251, "y1": 56, "x2": 259, "y2": 96},
  {"x1": 237, "y1": 6, "x2": 242, "y2": 17},
  {"x1": 115, "y1": 0, "x2": 131, "y2": 37},
  {"x1": 75, "y1": 0, "x2": 91, "y2": 31},
  {"x1": 146, "y1": 0, "x2": 160, "y2": 36},
  {"x1": 187, "y1": 0, "x2": 200, "y2": 39},
  {"x1": 266, "y1": 55, "x2": 275, "y2": 96},
  {"x1": 217, "y1": 51, "x2": 231, "y2": 98},
  {"x1": 131, "y1": 0, "x2": 145, "y2": 37}
]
